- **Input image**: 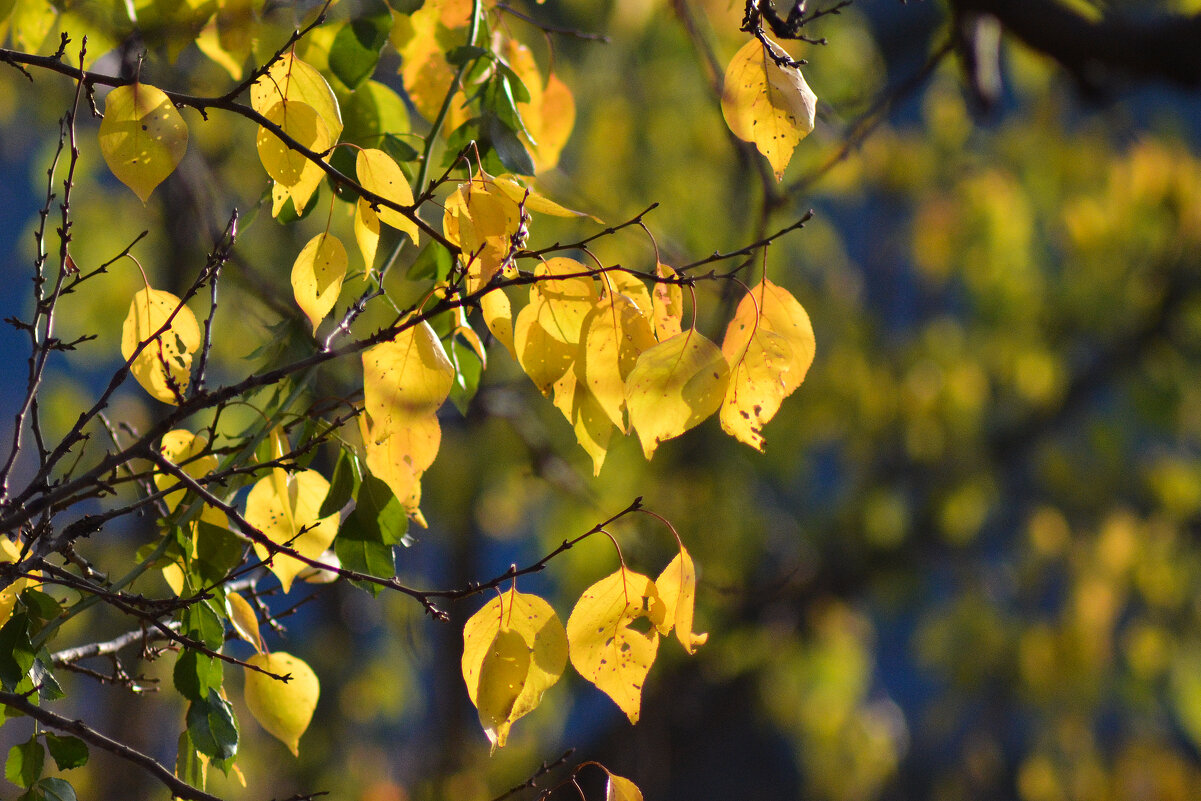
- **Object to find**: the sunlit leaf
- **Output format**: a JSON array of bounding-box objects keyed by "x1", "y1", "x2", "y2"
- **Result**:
[
  {"x1": 514, "y1": 301, "x2": 576, "y2": 396},
  {"x1": 625, "y1": 331, "x2": 729, "y2": 459},
  {"x1": 551, "y1": 370, "x2": 613, "y2": 475},
  {"x1": 255, "y1": 100, "x2": 331, "y2": 212},
  {"x1": 356, "y1": 147, "x2": 420, "y2": 243},
  {"x1": 291, "y1": 233, "x2": 347, "y2": 335},
  {"x1": 0, "y1": 538, "x2": 35, "y2": 633},
  {"x1": 120, "y1": 287, "x2": 201, "y2": 405},
  {"x1": 461, "y1": 589, "x2": 567, "y2": 747},
  {"x1": 362, "y1": 320, "x2": 454, "y2": 425},
  {"x1": 566, "y1": 568, "x2": 662, "y2": 723},
  {"x1": 443, "y1": 177, "x2": 525, "y2": 292},
  {"x1": 720, "y1": 36, "x2": 817, "y2": 180},
  {"x1": 604, "y1": 768, "x2": 645, "y2": 801},
  {"x1": 226, "y1": 592, "x2": 264, "y2": 655},
  {"x1": 354, "y1": 200, "x2": 381, "y2": 270},
  {"x1": 651, "y1": 263, "x2": 683, "y2": 341},
  {"x1": 480, "y1": 287, "x2": 515, "y2": 359},
  {"x1": 244, "y1": 652, "x2": 320, "y2": 756},
  {"x1": 154, "y1": 429, "x2": 217, "y2": 512},
  {"x1": 244, "y1": 468, "x2": 338, "y2": 593},
  {"x1": 579, "y1": 292, "x2": 655, "y2": 431},
  {"x1": 362, "y1": 413, "x2": 441, "y2": 509},
  {"x1": 530, "y1": 257, "x2": 597, "y2": 344},
  {"x1": 654, "y1": 547, "x2": 708, "y2": 653},
  {"x1": 250, "y1": 52, "x2": 343, "y2": 143},
  {"x1": 98, "y1": 83, "x2": 188, "y2": 203}
]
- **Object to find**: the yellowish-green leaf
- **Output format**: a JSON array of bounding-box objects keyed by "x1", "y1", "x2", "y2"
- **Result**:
[
  {"x1": 99, "y1": 83, "x2": 189, "y2": 203},
  {"x1": 356, "y1": 148, "x2": 419, "y2": 243},
  {"x1": 362, "y1": 413, "x2": 441, "y2": 508},
  {"x1": 291, "y1": 233, "x2": 347, "y2": 334},
  {"x1": 579, "y1": 292, "x2": 655, "y2": 431},
  {"x1": 244, "y1": 652, "x2": 320, "y2": 756},
  {"x1": 551, "y1": 370, "x2": 613, "y2": 476},
  {"x1": 491, "y1": 173, "x2": 593, "y2": 220},
  {"x1": 250, "y1": 52, "x2": 343, "y2": 143},
  {"x1": 625, "y1": 331, "x2": 730, "y2": 459},
  {"x1": 480, "y1": 288, "x2": 515, "y2": 359},
  {"x1": 0, "y1": 537, "x2": 36, "y2": 629},
  {"x1": 121, "y1": 287, "x2": 201, "y2": 405},
  {"x1": 566, "y1": 569, "x2": 662, "y2": 723},
  {"x1": 362, "y1": 320, "x2": 454, "y2": 425},
  {"x1": 461, "y1": 589, "x2": 567, "y2": 748},
  {"x1": 154, "y1": 429, "x2": 217, "y2": 512},
  {"x1": 655, "y1": 547, "x2": 708, "y2": 654},
  {"x1": 651, "y1": 263, "x2": 683, "y2": 341},
  {"x1": 161, "y1": 506, "x2": 228, "y2": 596},
  {"x1": 354, "y1": 199, "x2": 380, "y2": 270},
  {"x1": 255, "y1": 100, "x2": 330, "y2": 212},
  {"x1": 244, "y1": 469, "x2": 338, "y2": 593},
  {"x1": 604, "y1": 769, "x2": 645, "y2": 801},
  {"x1": 720, "y1": 279, "x2": 814, "y2": 449},
  {"x1": 227, "y1": 591, "x2": 264, "y2": 654},
  {"x1": 720, "y1": 36, "x2": 817, "y2": 180}
]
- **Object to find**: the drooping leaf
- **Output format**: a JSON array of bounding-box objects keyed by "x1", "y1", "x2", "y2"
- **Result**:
[
  {"x1": 43, "y1": 735, "x2": 87, "y2": 771},
  {"x1": 243, "y1": 652, "x2": 320, "y2": 757},
  {"x1": 120, "y1": 287, "x2": 201, "y2": 405},
  {"x1": 719, "y1": 279, "x2": 815, "y2": 450},
  {"x1": 291, "y1": 232, "x2": 348, "y2": 334},
  {"x1": 551, "y1": 369, "x2": 614, "y2": 475},
  {"x1": 625, "y1": 331, "x2": 730, "y2": 459},
  {"x1": 255, "y1": 100, "x2": 331, "y2": 213},
  {"x1": 362, "y1": 320, "x2": 455, "y2": 425},
  {"x1": 0, "y1": 538, "x2": 37, "y2": 629},
  {"x1": 250, "y1": 52, "x2": 343, "y2": 143},
  {"x1": 651, "y1": 263, "x2": 683, "y2": 341},
  {"x1": 578, "y1": 291, "x2": 655, "y2": 430},
  {"x1": 186, "y1": 690, "x2": 238, "y2": 762},
  {"x1": 98, "y1": 83, "x2": 188, "y2": 203},
  {"x1": 566, "y1": 569, "x2": 663, "y2": 723},
  {"x1": 480, "y1": 287, "x2": 515, "y2": 359},
  {"x1": 490, "y1": 174, "x2": 593, "y2": 219},
  {"x1": 244, "y1": 468, "x2": 338, "y2": 593},
  {"x1": 603, "y1": 769, "x2": 645, "y2": 801},
  {"x1": 655, "y1": 547, "x2": 708, "y2": 654},
  {"x1": 226, "y1": 591, "x2": 264, "y2": 654},
  {"x1": 174, "y1": 649, "x2": 222, "y2": 703},
  {"x1": 5, "y1": 737, "x2": 44, "y2": 788},
  {"x1": 443, "y1": 176, "x2": 526, "y2": 292},
  {"x1": 720, "y1": 36, "x2": 817, "y2": 180},
  {"x1": 355, "y1": 147, "x2": 420, "y2": 243},
  {"x1": 462, "y1": 589, "x2": 567, "y2": 747},
  {"x1": 354, "y1": 199, "x2": 381, "y2": 269},
  {"x1": 154, "y1": 430, "x2": 217, "y2": 512},
  {"x1": 20, "y1": 777, "x2": 78, "y2": 801},
  {"x1": 514, "y1": 302, "x2": 576, "y2": 396},
  {"x1": 362, "y1": 413, "x2": 441, "y2": 507}
]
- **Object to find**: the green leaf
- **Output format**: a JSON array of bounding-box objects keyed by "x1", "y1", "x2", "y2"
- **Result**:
[
  {"x1": 175, "y1": 731, "x2": 206, "y2": 792},
  {"x1": 382, "y1": 133, "x2": 420, "y2": 164},
  {"x1": 18, "y1": 777, "x2": 77, "y2": 801},
  {"x1": 319, "y1": 448, "x2": 361, "y2": 518},
  {"x1": 449, "y1": 337, "x2": 483, "y2": 416},
  {"x1": 192, "y1": 520, "x2": 244, "y2": 586},
  {"x1": 334, "y1": 537, "x2": 393, "y2": 595},
  {"x1": 183, "y1": 599, "x2": 225, "y2": 651},
  {"x1": 30, "y1": 655, "x2": 63, "y2": 701},
  {"x1": 408, "y1": 241, "x2": 453, "y2": 282},
  {"x1": 19, "y1": 590, "x2": 61, "y2": 625},
  {"x1": 483, "y1": 114, "x2": 535, "y2": 176},
  {"x1": 186, "y1": 690, "x2": 239, "y2": 761},
  {"x1": 354, "y1": 474, "x2": 408, "y2": 546},
  {"x1": 446, "y1": 45, "x2": 489, "y2": 66},
  {"x1": 0, "y1": 614, "x2": 34, "y2": 690},
  {"x1": 43, "y1": 736, "x2": 87, "y2": 771},
  {"x1": 174, "y1": 649, "x2": 223, "y2": 702},
  {"x1": 341, "y1": 81, "x2": 410, "y2": 148},
  {"x1": 328, "y1": 2, "x2": 391, "y2": 90},
  {"x1": 6, "y1": 737, "x2": 44, "y2": 789}
]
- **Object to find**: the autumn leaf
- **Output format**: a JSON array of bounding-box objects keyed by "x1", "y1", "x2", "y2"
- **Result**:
[
  {"x1": 243, "y1": 652, "x2": 320, "y2": 756},
  {"x1": 603, "y1": 769, "x2": 645, "y2": 801},
  {"x1": 551, "y1": 370, "x2": 614, "y2": 475},
  {"x1": 480, "y1": 287, "x2": 515, "y2": 359},
  {"x1": 250, "y1": 52, "x2": 343, "y2": 143},
  {"x1": 226, "y1": 591, "x2": 264, "y2": 654},
  {"x1": 566, "y1": 568, "x2": 663, "y2": 723},
  {"x1": 526, "y1": 72, "x2": 576, "y2": 173},
  {"x1": 0, "y1": 537, "x2": 37, "y2": 629},
  {"x1": 578, "y1": 292, "x2": 655, "y2": 431},
  {"x1": 354, "y1": 199, "x2": 380, "y2": 269},
  {"x1": 362, "y1": 413, "x2": 441, "y2": 509},
  {"x1": 121, "y1": 287, "x2": 201, "y2": 404},
  {"x1": 356, "y1": 148, "x2": 420, "y2": 243},
  {"x1": 721, "y1": 36, "x2": 817, "y2": 180},
  {"x1": 443, "y1": 177, "x2": 525, "y2": 292},
  {"x1": 244, "y1": 468, "x2": 339, "y2": 593},
  {"x1": 720, "y1": 280, "x2": 816, "y2": 450},
  {"x1": 530, "y1": 257, "x2": 597, "y2": 344},
  {"x1": 291, "y1": 233, "x2": 347, "y2": 334},
  {"x1": 625, "y1": 331, "x2": 730, "y2": 459},
  {"x1": 655, "y1": 546, "x2": 708, "y2": 654},
  {"x1": 255, "y1": 100, "x2": 331, "y2": 212},
  {"x1": 154, "y1": 429, "x2": 217, "y2": 512},
  {"x1": 362, "y1": 320, "x2": 455, "y2": 425},
  {"x1": 651, "y1": 263, "x2": 683, "y2": 341},
  {"x1": 514, "y1": 301, "x2": 577, "y2": 396},
  {"x1": 98, "y1": 83, "x2": 189, "y2": 203},
  {"x1": 461, "y1": 589, "x2": 567, "y2": 747}
]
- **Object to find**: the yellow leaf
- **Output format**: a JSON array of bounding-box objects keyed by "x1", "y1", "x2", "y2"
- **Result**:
[
  {"x1": 720, "y1": 36, "x2": 817, "y2": 180},
  {"x1": 530, "y1": 257, "x2": 597, "y2": 344},
  {"x1": 480, "y1": 288, "x2": 515, "y2": 359},
  {"x1": 396, "y1": 2, "x2": 467, "y2": 123},
  {"x1": 566, "y1": 569, "x2": 662, "y2": 723},
  {"x1": 491, "y1": 174, "x2": 594, "y2": 219},
  {"x1": 99, "y1": 83, "x2": 189, "y2": 203},
  {"x1": 0, "y1": 537, "x2": 37, "y2": 628},
  {"x1": 578, "y1": 292, "x2": 655, "y2": 431},
  {"x1": 603, "y1": 769, "x2": 645, "y2": 801},
  {"x1": 719, "y1": 279, "x2": 814, "y2": 449},
  {"x1": 356, "y1": 148, "x2": 420, "y2": 244},
  {"x1": 354, "y1": 199, "x2": 381, "y2": 270},
  {"x1": 244, "y1": 652, "x2": 320, "y2": 756},
  {"x1": 244, "y1": 469, "x2": 338, "y2": 593},
  {"x1": 461, "y1": 589, "x2": 567, "y2": 748},
  {"x1": 551, "y1": 370, "x2": 613, "y2": 476},
  {"x1": 625, "y1": 331, "x2": 730, "y2": 459},
  {"x1": 250, "y1": 52, "x2": 343, "y2": 143},
  {"x1": 651, "y1": 263, "x2": 683, "y2": 341},
  {"x1": 255, "y1": 100, "x2": 330, "y2": 212},
  {"x1": 291, "y1": 233, "x2": 347, "y2": 335},
  {"x1": 154, "y1": 429, "x2": 217, "y2": 512},
  {"x1": 362, "y1": 413, "x2": 441, "y2": 506},
  {"x1": 10, "y1": 0, "x2": 56, "y2": 52},
  {"x1": 443, "y1": 177, "x2": 525, "y2": 292},
  {"x1": 226, "y1": 591, "x2": 264, "y2": 654},
  {"x1": 607, "y1": 271, "x2": 654, "y2": 319},
  {"x1": 362, "y1": 320, "x2": 454, "y2": 425},
  {"x1": 162, "y1": 506, "x2": 229, "y2": 596},
  {"x1": 526, "y1": 72, "x2": 575, "y2": 173},
  {"x1": 514, "y1": 301, "x2": 576, "y2": 396},
  {"x1": 121, "y1": 287, "x2": 201, "y2": 405},
  {"x1": 655, "y1": 547, "x2": 708, "y2": 654}
]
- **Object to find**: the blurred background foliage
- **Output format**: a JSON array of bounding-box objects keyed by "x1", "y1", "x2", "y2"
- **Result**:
[{"x1": 5, "y1": 0, "x2": 1201, "y2": 799}]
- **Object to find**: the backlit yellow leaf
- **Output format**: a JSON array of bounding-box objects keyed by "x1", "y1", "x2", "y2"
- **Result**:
[
  {"x1": 527, "y1": 72, "x2": 575, "y2": 173},
  {"x1": 515, "y1": 301, "x2": 576, "y2": 396},
  {"x1": 720, "y1": 280, "x2": 814, "y2": 449},
  {"x1": 354, "y1": 200, "x2": 380, "y2": 270},
  {"x1": 604, "y1": 769, "x2": 645, "y2": 801},
  {"x1": 551, "y1": 370, "x2": 613, "y2": 475},
  {"x1": 720, "y1": 36, "x2": 817, "y2": 180},
  {"x1": 227, "y1": 591, "x2": 264, "y2": 654},
  {"x1": 121, "y1": 287, "x2": 201, "y2": 404},
  {"x1": 291, "y1": 233, "x2": 347, "y2": 334},
  {"x1": 0, "y1": 537, "x2": 37, "y2": 628},
  {"x1": 251, "y1": 52, "x2": 343, "y2": 144},
  {"x1": 655, "y1": 547, "x2": 708, "y2": 654},
  {"x1": 362, "y1": 413, "x2": 441, "y2": 506},
  {"x1": 356, "y1": 148, "x2": 420, "y2": 244},
  {"x1": 491, "y1": 174, "x2": 593, "y2": 219},
  {"x1": 480, "y1": 288, "x2": 515, "y2": 359},
  {"x1": 531, "y1": 257, "x2": 597, "y2": 344},
  {"x1": 154, "y1": 429, "x2": 217, "y2": 512},
  {"x1": 461, "y1": 589, "x2": 567, "y2": 747},
  {"x1": 244, "y1": 652, "x2": 320, "y2": 756},
  {"x1": 579, "y1": 292, "x2": 655, "y2": 430},
  {"x1": 651, "y1": 263, "x2": 683, "y2": 341},
  {"x1": 362, "y1": 320, "x2": 454, "y2": 425},
  {"x1": 444, "y1": 177, "x2": 525, "y2": 292},
  {"x1": 255, "y1": 100, "x2": 330, "y2": 212},
  {"x1": 625, "y1": 331, "x2": 730, "y2": 459},
  {"x1": 99, "y1": 83, "x2": 189, "y2": 203},
  {"x1": 566, "y1": 569, "x2": 662, "y2": 723},
  {"x1": 244, "y1": 468, "x2": 338, "y2": 593}
]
